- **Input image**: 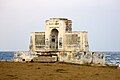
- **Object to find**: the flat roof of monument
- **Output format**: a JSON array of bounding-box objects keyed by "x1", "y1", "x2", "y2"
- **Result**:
[
  {"x1": 30, "y1": 32, "x2": 45, "y2": 34},
  {"x1": 66, "y1": 31, "x2": 88, "y2": 33},
  {"x1": 31, "y1": 32, "x2": 44, "y2": 33},
  {"x1": 49, "y1": 18, "x2": 68, "y2": 20}
]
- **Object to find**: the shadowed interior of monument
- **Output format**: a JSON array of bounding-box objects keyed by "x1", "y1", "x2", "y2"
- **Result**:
[{"x1": 50, "y1": 29, "x2": 59, "y2": 51}]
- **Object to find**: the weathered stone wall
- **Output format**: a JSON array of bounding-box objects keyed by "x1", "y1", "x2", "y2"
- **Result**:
[
  {"x1": 13, "y1": 51, "x2": 37, "y2": 62},
  {"x1": 91, "y1": 52, "x2": 105, "y2": 65},
  {"x1": 29, "y1": 18, "x2": 89, "y2": 52},
  {"x1": 65, "y1": 32, "x2": 89, "y2": 52},
  {"x1": 13, "y1": 51, "x2": 116, "y2": 66},
  {"x1": 29, "y1": 32, "x2": 45, "y2": 52},
  {"x1": 33, "y1": 56, "x2": 57, "y2": 62},
  {"x1": 45, "y1": 18, "x2": 71, "y2": 51},
  {"x1": 58, "y1": 51, "x2": 106, "y2": 66}
]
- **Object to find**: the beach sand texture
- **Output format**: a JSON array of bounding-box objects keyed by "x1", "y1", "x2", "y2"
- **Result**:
[{"x1": 0, "y1": 62, "x2": 120, "y2": 80}]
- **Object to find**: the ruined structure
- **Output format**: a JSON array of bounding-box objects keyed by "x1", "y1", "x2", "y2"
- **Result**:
[
  {"x1": 12, "y1": 18, "x2": 110, "y2": 66},
  {"x1": 0, "y1": 18, "x2": 118, "y2": 66},
  {"x1": 29, "y1": 18, "x2": 89, "y2": 53}
]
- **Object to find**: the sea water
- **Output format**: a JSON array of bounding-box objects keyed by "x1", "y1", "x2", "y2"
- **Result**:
[
  {"x1": 104, "y1": 52, "x2": 120, "y2": 65},
  {"x1": 0, "y1": 51, "x2": 14, "y2": 61}
]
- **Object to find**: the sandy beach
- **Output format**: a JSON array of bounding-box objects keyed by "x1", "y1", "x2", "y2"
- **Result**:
[{"x1": 0, "y1": 62, "x2": 120, "y2": 80}]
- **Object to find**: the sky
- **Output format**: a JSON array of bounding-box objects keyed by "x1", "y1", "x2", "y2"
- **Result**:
[{"x1": 0, "y1": 0, "x2": 120, "y2": 51}]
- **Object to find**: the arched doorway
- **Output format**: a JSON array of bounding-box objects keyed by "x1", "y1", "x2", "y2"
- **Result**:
[{"x1": 50, "y1": 29, "x2": 59, "y2": 50}]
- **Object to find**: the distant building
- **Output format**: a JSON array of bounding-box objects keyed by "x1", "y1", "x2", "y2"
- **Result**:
[{"x1": 29, "y1": 18, "x2": 89, "y2": 53}]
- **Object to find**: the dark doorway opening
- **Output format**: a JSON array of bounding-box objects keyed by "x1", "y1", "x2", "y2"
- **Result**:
[{"x1": 50, "y1": 29, "x2": 59, "y2": 50}]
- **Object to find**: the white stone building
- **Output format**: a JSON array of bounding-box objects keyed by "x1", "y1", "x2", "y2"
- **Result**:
[
  {"x1": 13, "y1": 18, "x2": 107, "y2": 65},
  {"x1": 29, "y1": 18, "x2": 89, "y2": 53}
]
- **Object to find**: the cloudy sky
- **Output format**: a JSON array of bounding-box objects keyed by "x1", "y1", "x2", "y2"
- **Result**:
[{"x1": 0, "y1": 0, "x2": 120, "y2": 51}]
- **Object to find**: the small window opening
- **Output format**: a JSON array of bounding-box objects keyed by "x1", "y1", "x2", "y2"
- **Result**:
[{"x1": 52, "y1": 38, "x2": 55, "y2": 42}]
